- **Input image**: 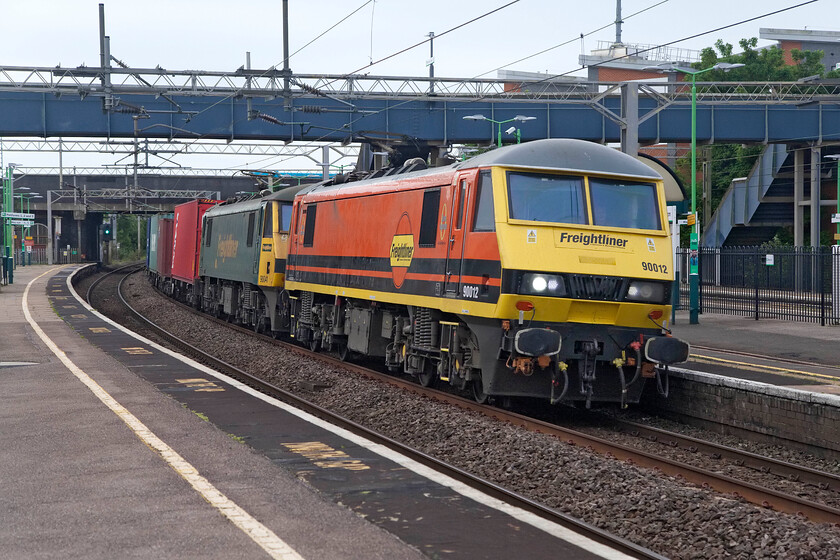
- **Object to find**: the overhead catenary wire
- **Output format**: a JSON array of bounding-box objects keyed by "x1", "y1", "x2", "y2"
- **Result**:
[
  {"x1": 123, "y1": 0, "x2": 827, "y2": 174},
  {"x1": 471, "y1": 0, "x2": 671, "y2": 79},
  {"x1": 172, "y1": 0, "x2": 526, "y2": 171},
  {"x1": 286, "y1": 0, "x2": 375, "y2": 66},
  {"x1": 525, "y1": 0, "x2": 821, "y2": 86},
  {"x1": 256, "y1": 1, "x2": 828, "y2": 171}
]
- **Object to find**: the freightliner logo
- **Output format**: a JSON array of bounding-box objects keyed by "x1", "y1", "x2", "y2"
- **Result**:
[{"x1": 557, "y1": 232, "x2": 628, "y2": 248}]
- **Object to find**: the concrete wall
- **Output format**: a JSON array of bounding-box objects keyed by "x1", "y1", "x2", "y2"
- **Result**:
[{"x1": 642, "y1": 368, "x2": 840, "y2": 459}]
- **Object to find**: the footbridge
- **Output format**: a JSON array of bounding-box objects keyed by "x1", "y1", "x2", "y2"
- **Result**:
[
  {"x1": 3, "y1": 66, "x2": 840, "y2": 249},
  {"x1": 1, "y1": 66, "x2": 839, "y2": 149}
]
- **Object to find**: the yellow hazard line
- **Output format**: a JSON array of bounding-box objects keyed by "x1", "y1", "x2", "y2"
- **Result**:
[
  {"x1": 24, "y1": 267, "x2": 303, "y2": 560},
  {"x1": 691, "y1": 353, "x2": 840, "y2": 383}
]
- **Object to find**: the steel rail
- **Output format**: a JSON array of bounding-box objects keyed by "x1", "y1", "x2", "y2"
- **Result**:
[
  {"x1": 112, "y1": 271, "x2": 840, "y2": 526},
  {"x1": 602, "y1": 416, "x2": 840, "y2": 493},
  {"x1": 105, "y1": 271, "x2": 666, "y2": 560},
  {"x1": 84, "y1": 261, "x2": 143, "y2": 303}
]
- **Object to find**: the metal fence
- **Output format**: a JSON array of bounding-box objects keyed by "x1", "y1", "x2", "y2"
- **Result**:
[
  {"x1": 11, "y1": 247, "x2": 83, "y2": 265},
  {"x1": 677, "y1": 246, "x2": 840, "y2": 325}
]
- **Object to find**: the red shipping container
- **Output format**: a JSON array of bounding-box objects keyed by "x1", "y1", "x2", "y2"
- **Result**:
[
  {"x1": 156, "y1": 217, "x2": 174, "y2": 280},
  {"x1": 171, "y1": 199, "x2": 220, "y2": 283}
]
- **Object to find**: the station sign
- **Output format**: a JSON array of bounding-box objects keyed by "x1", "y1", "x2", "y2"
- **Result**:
[
  {"x1": 9, "y1": 219, "x2": 34, "y2": 226},
  {"x1": 2, "y1": 211, "x2": 35, "y2": 220},
  {"x1": 686, "y1": 213, "x2": 696, "y2": 226}
]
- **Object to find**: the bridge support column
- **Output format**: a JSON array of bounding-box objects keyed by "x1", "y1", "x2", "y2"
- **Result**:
[
  {"x1": 620, "y1": 82, "x2": 639, "y2": 156},
  {"x1": 794, "y1": 148, "x2": 804, "y2": 247},
  {"x1": 321, "y1": 145, "x2": 330, "y2": 180},
  {"x1": 811, "y1": 145, "x2": 822, "y2": 247}
]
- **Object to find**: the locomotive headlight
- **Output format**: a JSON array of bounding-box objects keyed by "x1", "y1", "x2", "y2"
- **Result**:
[
  {"x1": 521, "y1": 273, "x2": 566, "y2": 296},
  {"x1": 626, "y1": 280, "x2": 665, "y2": 303}
]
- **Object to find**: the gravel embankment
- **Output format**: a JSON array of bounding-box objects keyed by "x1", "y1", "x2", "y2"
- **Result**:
[{"x1": 83, "y1": 269, "x2": 840, "y2": 559}]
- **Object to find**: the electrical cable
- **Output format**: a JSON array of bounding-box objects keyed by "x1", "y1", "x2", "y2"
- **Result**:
[
  {"x1": 472, "y1": 0, "x2": 670, "y2": 79},
  {"x1": 320, "y1": 0, "x2": 522, "y2": 87},
  {"x1": 123, "y1": 0, "x2": 826, "y2": 174},
  {"x1": 158, "y1": 0, "x2": 523, "y2": 171},
  {"x1": 286, "y1": 0, "x2": 374, "y2": 66},
  {"x1": 526, "y1": 0, "x2": 821, "y2": 85}
]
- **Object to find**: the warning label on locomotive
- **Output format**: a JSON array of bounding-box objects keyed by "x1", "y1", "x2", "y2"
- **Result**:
[{"x1": 390, "y1": 235, "x2": 415, "y2": 266}]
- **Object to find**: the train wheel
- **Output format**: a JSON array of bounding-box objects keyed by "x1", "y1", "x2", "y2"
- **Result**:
[
  {"x1": 471, "y1": 375, "x2": 489, "y2": 404},
  {"x1": 417, "y1": 360, "x2": 437, "y2": 388},
  {"x1": 253, "y1": 307, "x2": 266, "y2": 334},
  {"x1": 309, "y1": 332, "x2": 321, "y2": 353},
  {"x1": 337, "y1": 343, "x2": 350, "y2": 362}
]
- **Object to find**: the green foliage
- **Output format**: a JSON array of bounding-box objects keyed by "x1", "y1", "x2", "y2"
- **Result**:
[
  {"x1": 115, "y1": 214, "x2": 147, "y2": 262},
  {"x1": 696, "y1": 37, "x2": 836, "y2": 81},
  {"x1": 678, "y1": 38, "x2": 840, "y2": 245}
]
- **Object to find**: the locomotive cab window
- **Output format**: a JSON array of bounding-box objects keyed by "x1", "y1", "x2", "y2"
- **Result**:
[
  {"x1": 507, "y1": 172, "x2": 586, "y2": 225},
  {"x1": 418, "y1": 188, "x2": 441, "y2": 247},
  {"x1": 204, "y1": 218, "x2": 213, "y2": 246},
  {"x1": 280, "y1": 203, "x2": 293, "y2": 232},
  {"x1": 455, "y1": 179, "x2": 467, "y2": 230},
  {"x1": 589, "y1": 178, "x2": 661, "y2": 230},
  {"x1": 262, "y1": 203, "x2": 274, "y2": 237},
  {"x1": 472, "y1": 170, "x2": 495, "y2": 232},
  {"x1": 302, "y1": 204, "x2": 317, "y2": 247},
  {"x1": 246, "y1": 212, "x2": 256, "y2": 247}
]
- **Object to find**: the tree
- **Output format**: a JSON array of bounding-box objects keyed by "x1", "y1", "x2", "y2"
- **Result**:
[
  {"x1": 116, "y1": 214, "x2": 147, "y2": 261},
  {"x1": 677, "y1": 38, "x2": 840, "y2": 245}
]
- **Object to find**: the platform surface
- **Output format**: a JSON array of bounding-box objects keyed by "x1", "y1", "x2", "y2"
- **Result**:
[{"x1": 1, "y1": 264, "x2": 628, "y2": 559}]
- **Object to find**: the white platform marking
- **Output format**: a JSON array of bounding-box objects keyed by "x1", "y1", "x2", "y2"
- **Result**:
[{"x1": 23, "y1": 268, "x2": 303, "y2": 560}]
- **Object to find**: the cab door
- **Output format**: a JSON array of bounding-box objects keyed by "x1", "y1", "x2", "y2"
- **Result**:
[
  {"x1": 256, "y1": 202, "x2": 274, "y2": 284},
  {"x1": 444, "y1": 170, "x2": 476, "y2": 296}
]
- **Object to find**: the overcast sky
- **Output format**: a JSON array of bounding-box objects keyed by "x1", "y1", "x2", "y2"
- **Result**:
[{"x1": 2, "y1": 0, "x2": 834, "y2": 172}]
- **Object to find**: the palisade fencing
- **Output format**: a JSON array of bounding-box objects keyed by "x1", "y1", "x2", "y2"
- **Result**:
[
  {"x1": 677, "y1": 246, "x2": 839, "y2": 325},
  {"x1": 13, "y1": 247, "x2": 50, "y2": 265}
]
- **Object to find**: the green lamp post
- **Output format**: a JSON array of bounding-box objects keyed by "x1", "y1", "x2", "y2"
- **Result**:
[
  {"x1": 463, "y1": 114, "x2": 536, "y2": 147},
  {"x1": 647, "y1": 62, "x2": 744, "y2": 324}
]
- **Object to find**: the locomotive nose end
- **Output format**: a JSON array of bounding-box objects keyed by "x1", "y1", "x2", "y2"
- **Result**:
[{"x1": 644, "y1": 336, "x2": 689, "y2": 365}]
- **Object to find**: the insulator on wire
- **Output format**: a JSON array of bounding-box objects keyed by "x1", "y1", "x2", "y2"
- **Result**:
[
  {"x1": 258, "y1": 113, "x2": 282, "y2": 125},
  {"x1": 301, "y1": 105, "x2": 323, "y2": 114},
  {"x1": 113, "y1": 103, "x2": 145, "y2": 114},
  {"x1": 299, "y1": 83, "x2": 325, "y2": 97}
]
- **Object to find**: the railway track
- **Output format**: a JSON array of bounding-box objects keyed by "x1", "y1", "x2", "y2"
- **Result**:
[
  {"x1": 82, "y1": 266, "x2": 840, "y2": 545},
  {"x1": 77, "y1": 265, "x2": 666, "y2": 560},
  {"x1": 97, "y1": 266, "x2": 840, "y2": 527}
]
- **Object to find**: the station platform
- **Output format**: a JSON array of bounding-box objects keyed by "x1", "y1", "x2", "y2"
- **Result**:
[
  {"x1": 0, "y1": 264, "x2": 629, "y2": 559},
  {"x1": 669, "y1": 310, "x2": 840, "y2": 394},
  {"x1": 670, "y1": 311, "x2": 838, "y2": 366}
]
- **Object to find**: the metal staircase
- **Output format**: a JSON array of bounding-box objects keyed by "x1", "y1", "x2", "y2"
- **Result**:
[{"x1": 702, "y1": 144, "x2": 793, "y2": 247}]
